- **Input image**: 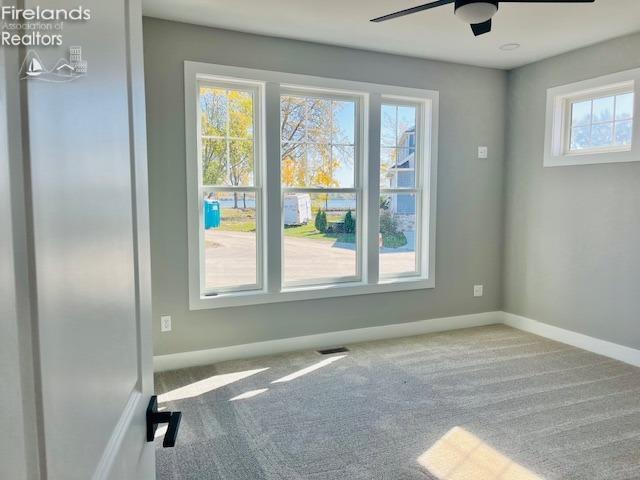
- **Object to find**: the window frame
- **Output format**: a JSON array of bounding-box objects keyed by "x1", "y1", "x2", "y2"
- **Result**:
[
  {"x1": 197, "y1": 80, "x2": 264, "y2": 295},
  {"x1": 185, "y1": 61, "x2": 438, "y2": 310},
  {"x1": 544, "y1": 67, "x2": 640, "y2": 167},
  {"x1": 379, "y1": 98, "x2": 426, "y2": 280},
  {"x1": 279, "y1": 88, "x2": 364, "y2": 288}
]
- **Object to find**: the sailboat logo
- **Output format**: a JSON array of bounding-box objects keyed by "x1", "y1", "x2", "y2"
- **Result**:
[
  {"x1": 26, "y1": 56, "x2": 45, "y2": 77},
  {"x1": 19, "y1": 47, "x2": 88, "y2": 83}
]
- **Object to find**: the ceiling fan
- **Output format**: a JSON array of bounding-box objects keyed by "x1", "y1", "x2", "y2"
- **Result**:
[{"x1": 371, "y1": 0, "x2": 595, "y2": 36}]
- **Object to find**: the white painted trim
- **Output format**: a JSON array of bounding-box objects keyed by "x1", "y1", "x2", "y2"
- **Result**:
[
  {"x1": 503, "y1": 312, "x2": 640, "y2": 368},
  {"x1": 92, "y1": 391, "x2": 142, "y2": 480},
  {"x1": 184, "y1": 61, "x2": 439, "y2": 310},
  {"x1": 154, "y1": 311, "x2": 501, "y2": 372},
  {"x1": 154, "y1": 311, "x2": 640, "y2": 372}
]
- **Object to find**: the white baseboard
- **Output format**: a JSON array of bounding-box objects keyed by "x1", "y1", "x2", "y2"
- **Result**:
[
  {"x1": 502, "y1": 312, "x2": 640, "y2": 368},
  {"x1": 153, "y1": 311, "x2": 502, "y2": 372},
  {"x1": 154, "y1": 311, "x2": 640, "y2": 372}
]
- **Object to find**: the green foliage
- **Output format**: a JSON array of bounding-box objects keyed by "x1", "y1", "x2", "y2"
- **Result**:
[
  {"x1": 378, "y1": 209, "x2": 408, "y2": 248},
  {"x1": 379, "y1": 210, "x2": 398, "y2": 235},
  {"x1": 314, "y1": 209, "x2": 328, "y2": 233},
  {"x1": 382, "y1": 232, "x2": 407, "y2": 248},
  {"x1": 343, "y1": 210, "x2": 356, "y2": 234},
  {"x1": 200, "y1": 88, "x2": 254, "y2": 188},
  {"x1": 284, "y1": 222, "x2": 355, "y2": 244}
]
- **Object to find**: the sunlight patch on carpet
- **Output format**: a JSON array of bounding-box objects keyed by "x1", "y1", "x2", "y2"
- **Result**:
[
  {"x1": 271, "y1": 355, "x2": 346, "y2": 383},
  {"x1": 159, "y1": 368, "x2": 269, "y2": 403},
  {"x1": 418, "y1": 427, "x2": 541, "y2": 480}
]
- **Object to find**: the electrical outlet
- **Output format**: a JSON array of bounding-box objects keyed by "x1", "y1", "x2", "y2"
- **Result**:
[
  {"x1": 473, "y1": 285, "x2": 484, "y2": 297},
  {"x1": 478, "y1": 146, "x2": 488, "y2": 159},
  {"x1": 160, "y1": 315, "x2": 172, "y2": 332}
]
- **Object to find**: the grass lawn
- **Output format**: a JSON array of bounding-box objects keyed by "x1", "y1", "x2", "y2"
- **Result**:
[
  {"x1": 284, "y1": 222, "x2": 356, "y2": 244},
  {"x1": 218, "y1": 207, "x2": 256, "y2": 232},
  {"x1": 217, "y1": 208, "x2": 407, "y2": 248}
]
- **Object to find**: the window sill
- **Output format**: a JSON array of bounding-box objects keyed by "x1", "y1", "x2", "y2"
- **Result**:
[
  {"x1": 543, "y1": 147, "x2": 639, "y2": 167},
  {"x1": 190, "y1": 277, "x2": 435, "y2": 310}
]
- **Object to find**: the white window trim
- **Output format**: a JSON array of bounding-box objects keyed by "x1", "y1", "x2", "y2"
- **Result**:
[
  {"x1": 185, "y1": 61, "x2": 439, "y2": 310},
  {"x1": 198, "y1": 81, "x2": 265, "y2": 295},
  {"x1": 379, "y1": 98, "x2": 427, "y2": 279},
  {"x1": 279, "y1": 87, "x2": 365, "y2": 288},
  {"x1": 544, "y1": 67, "x2": 640, "y2": 167}
]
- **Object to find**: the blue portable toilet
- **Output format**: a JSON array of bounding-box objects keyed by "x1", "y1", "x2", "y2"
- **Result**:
[{"x1": 204, "y1": 199, "x2": 220, "y2": 229}]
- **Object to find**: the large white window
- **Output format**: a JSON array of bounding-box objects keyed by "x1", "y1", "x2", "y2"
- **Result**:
[
  {"x1": 197, "y1": 82, "x2": 263, "y2": 294},
  {"x1": 544, "y1": 68, "x2": 640, "y2": 167},
  {"x1": 185, "y1": 62, "x2": 438, "y2": 309},
  {"x1": 280, "y1": 91, "x2": 361, "y2": 286}
]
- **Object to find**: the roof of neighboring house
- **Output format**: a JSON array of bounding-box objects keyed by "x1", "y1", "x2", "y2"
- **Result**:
[{"x1": 56, "y1": 63, "x2": 75, "y2": 71}]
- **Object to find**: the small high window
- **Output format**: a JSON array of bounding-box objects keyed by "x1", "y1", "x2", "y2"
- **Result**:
[
  {"x1": 568, "y1": 92, "x2": 633, "y2": 153},
  {"x1": 544, "y1": 68, "x2": 640, "y2": 167}
]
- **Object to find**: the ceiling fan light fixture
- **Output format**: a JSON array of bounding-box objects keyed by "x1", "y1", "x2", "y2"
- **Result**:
[{"x1": 454, "y1": 0, "x2": 498, "y2": 24}]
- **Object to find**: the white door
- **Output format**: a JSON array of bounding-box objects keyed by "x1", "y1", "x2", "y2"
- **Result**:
[{"x1": 3, "y1": 0, "x2": 160, "y2": 478}]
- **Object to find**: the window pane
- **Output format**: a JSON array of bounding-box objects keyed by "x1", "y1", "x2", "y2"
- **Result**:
[
  {"x1": 281, "y1": 95, "x2": 357, "y2": 188},
  {"x1": 379, "y1": 193, "x2": 417, "y2": 277},
  {"x1": 332, "y1": 145, "x2": 355, "y2": 188},
  {"x1": 201, "y1": 139, "x2": 226, "y2": 185},
  {"x1": 381, "y1": 103, "x2": 418, "y2": 188},
  {"x1": 306, "y1": 98, "x2": 332, "y2": 144},
  {"x1": 204, "y1": 192, "x2": 257, "y2": 291},
  {"x1": 200, "y1": 87, "x2": 226, "y2": 136},
  {"x1": 307, "y1": 144, "x2": 332, "y2": 187},
  {"x1": 200, "y1": 86, "x2": 255, "y2": 187},
  {"x1": 228, "y1": 91, "x2": 253, "y2": 139},
  {"x1": 570, "y1": 126, "x2": 590, "y2": 150},
  {"x1": 283, "y1": 193, "x2": 357, "y2": 285},
  {"x1": 616, "y1": 93, "x2": 634, "y2": 121},
  {"x1": 592, "y1": 96, "x2": 614, "y2": 123},
  {"x1": 591, "y1": 123, "x2": 613, "y2": 147},
  {"x1": 571, "y1": 100, "x2": 591, "y2": 127},
  {"x1": 397, "y1": 106, "x2": 416, "y2": 146},
  {"x1": 228, "y1": 140, "x2": 254, "y2": 186},
  {"x1": 281, "y1": 96, "x2": 306, "y2": 143},
  {"x1": 615, "y1": 120, "x2": 633, "y2": 145},
  {"x1": 333, "y1": 100, "x2": 355, "y2": 145},
  {"x1": 381, "y1": 104, "x2": 397, "y2": 147},
  {"x1": 281, "y1": 143, "x2": 306, "y2": 187},
  {"x1": 380, "y1": 148, "x2": 397, "y2": 188}
]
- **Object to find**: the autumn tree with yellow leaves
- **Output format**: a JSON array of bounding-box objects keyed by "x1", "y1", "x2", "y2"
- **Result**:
[{"x1": 200, "y1": 89, "x2": 352, "y2": 209}]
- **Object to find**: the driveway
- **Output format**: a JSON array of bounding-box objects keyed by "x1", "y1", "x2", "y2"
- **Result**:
[{"x1": 205, "y1": 230, "x2": 415, "y2": 289}]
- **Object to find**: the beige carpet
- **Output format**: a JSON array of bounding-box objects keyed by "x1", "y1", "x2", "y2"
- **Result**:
[{"x1": 154, "y1": 325, "x2": 640, "y2": 479}]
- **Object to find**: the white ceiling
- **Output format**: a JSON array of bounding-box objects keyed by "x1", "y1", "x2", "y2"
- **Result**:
[{"x1": 142, "y1": 0, "x2": 640, "y2": 69}]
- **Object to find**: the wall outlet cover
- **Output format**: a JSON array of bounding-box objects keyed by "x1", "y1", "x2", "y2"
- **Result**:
[
  {"x1": 478, "y1": 146, "x2": 488, "y2": 159},
  {"x1": 473, "y1": 285, "x2": 484, "y2": 297},
  {"x1": 160, "y1": 315, "x2": 172, "y2": 332}
]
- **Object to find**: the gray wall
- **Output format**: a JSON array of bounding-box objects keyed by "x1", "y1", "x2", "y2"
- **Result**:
[
  {"x1": 142, "y1": 18, "x2": 507, "y2": 356},
  {"x1": 504, "y1": 32, "x2": 640, "y2": 349}
]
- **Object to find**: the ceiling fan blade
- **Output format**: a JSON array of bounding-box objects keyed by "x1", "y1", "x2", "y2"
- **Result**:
[
  {"x1": 370, "y1": 0, "x2": 455, "y2": 22},
  {"x1": 470, "y1": 19, "x2": 492, "y2": 36}
]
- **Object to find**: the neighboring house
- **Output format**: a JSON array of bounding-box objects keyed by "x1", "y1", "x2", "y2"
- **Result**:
[
  {"x1": 56, "y1": 63, "x2": 75, "y2": 73},
  {"x1": 387, "y1": 127, "x2": 416, "y2": 228}
]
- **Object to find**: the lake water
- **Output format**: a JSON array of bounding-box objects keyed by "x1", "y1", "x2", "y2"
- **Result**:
[{"x1": 214, "y1": 198, "x2": 357, "y2": 210}]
